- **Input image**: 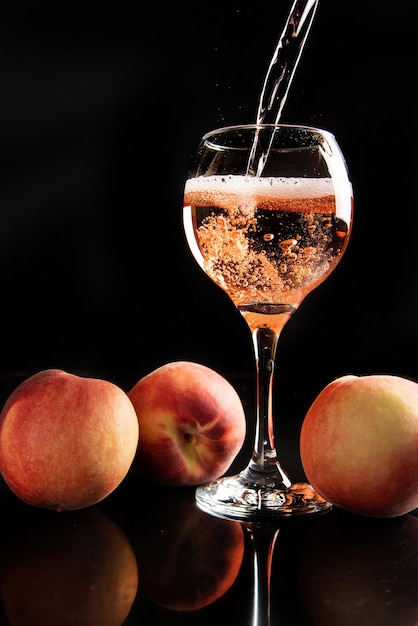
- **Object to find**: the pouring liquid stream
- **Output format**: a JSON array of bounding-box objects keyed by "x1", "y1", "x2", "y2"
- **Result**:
[{"x1": 247, "y1": 0, "x2": 320, "y2": 176}]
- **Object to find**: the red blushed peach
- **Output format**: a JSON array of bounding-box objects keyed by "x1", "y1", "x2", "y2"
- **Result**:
[
  {"x1": 128, "y1": 361, "x2": 246, "y2": 486},
  {"x1": 0, "y1": 369, "x2": 139, "y2": 511},
  {"x1": 300, "y1": 374, "x2": 418, "y2": 517}
]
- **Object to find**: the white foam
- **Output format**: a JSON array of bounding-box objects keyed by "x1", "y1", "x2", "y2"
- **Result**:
[{"x1": 185, "y1": 175, "x2": 334, "y2": 199}]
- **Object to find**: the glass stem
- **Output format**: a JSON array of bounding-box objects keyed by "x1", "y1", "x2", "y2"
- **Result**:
[{"x1": 247, "y1": 325, "x2": 291, "y2": 487}]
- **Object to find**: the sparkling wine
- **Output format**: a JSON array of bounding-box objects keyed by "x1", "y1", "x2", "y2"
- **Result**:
[{"x1": 184, "y1": 174, "x2": 350, "y2": 319}]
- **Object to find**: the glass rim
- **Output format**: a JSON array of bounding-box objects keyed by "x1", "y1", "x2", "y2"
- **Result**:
[{"x1": 201, "y1": 123, "x2": 336, "y2": 143}]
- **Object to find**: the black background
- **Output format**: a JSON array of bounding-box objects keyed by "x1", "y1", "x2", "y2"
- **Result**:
[{"x1": 1, "y1": 0, "x2": 417, "y2": 407}]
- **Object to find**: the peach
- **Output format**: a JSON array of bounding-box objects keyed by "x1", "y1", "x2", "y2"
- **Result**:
[
  {"x1": 128, "y1": 361, "x2": 246, "y2": 486},
  {"x1": 0, "y1": 369, "x2": 139, "y2": 510},
  {"x1": 300, "y1": 374, "x2": 418, "y2": 517}
]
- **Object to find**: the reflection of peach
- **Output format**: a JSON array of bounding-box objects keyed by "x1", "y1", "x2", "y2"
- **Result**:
[
  {"x1": 130, "y1": 486, "x2": 244, "y2": 611},
  {"x1": 299, "y1": 509, "x2": 418, "y2": 625},
  {"x1": 0, "y1": 507, "x2": 138, "y2": 626}
]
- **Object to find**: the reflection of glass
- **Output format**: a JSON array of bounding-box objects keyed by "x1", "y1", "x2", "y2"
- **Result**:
[
  {"x1": 184, "y1": 124, "x2": 353, "y2": 520},
  {"x1": 243, "y1": 510, "x2": 418, "y2": 626},
  {"x1": 243, "y1": 520, "x2": 314, "y2": 626},
  {"x1": 244, "y1": 523, "x2": 280, "y2": 626}
]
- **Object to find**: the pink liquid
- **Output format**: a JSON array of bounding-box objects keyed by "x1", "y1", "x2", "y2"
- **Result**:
[{"x1": 184, "y1": 175, "x2": 351, "y2": 316}]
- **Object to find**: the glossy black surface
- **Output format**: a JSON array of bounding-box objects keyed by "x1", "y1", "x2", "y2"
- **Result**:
[
  {"x1": 0, "y1": 375, "x2": 417, "y2": 626},
  {"x1": 0, "y1": 462, "x2": 417, "y2": 626}
]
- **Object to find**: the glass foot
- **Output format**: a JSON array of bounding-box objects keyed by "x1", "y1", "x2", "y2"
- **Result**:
[{"x1": 195, "y1": 471, "x2": 332, "y2": 521}]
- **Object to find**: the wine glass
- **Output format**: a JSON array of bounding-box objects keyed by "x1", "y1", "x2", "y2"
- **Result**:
[{"x1": 183, "y1": 124, "x2": 353, "y2": 520}]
